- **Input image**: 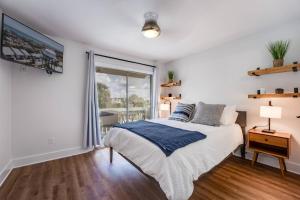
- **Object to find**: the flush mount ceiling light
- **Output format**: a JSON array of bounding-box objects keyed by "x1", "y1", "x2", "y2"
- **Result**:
[{"x1": 142, "y1": 12, "x2": 160, "y2": 38}]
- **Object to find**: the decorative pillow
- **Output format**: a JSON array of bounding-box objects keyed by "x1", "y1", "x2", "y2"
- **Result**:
[
  {"x1": 169, "y1": 103, "x2": 195, "y2": 122},
  {"x1": 220, "y1": 105, "x2": 237, "y2": 125},
  {"x1": 179, "y1": 100, "x2": 197, "y2": 119},
  {"x1": 191, "y1": 102, "x2": 225, "y2": 126}
]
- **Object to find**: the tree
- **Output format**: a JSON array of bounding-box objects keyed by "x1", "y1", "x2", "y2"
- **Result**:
[
  {"x1": 97, "y1": 83, "x2": 111, "y2": 108},
  {"x1": 129, "y1": 94, "x2": 145, "y2": 107}
]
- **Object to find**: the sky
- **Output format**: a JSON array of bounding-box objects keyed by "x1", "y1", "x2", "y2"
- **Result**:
[{"x1": 96, "y1": 73, "x2": 150, "y2": 99}]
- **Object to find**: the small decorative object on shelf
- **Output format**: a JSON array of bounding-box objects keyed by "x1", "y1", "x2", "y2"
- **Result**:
[
  {"x1": 168, "y1": 71, "x2": 174, "y2": 83},
  {"x1": 168, "y1": 93, "x2": 172, "y2": 97},
  {"x1": 267, "y1": 40, "x2": 290, "y2": 67},
  {"x1": 275, "y1": 88, "x2": 284, "y2": 94},
  {"x1": 294, "y1": 87, "x2": 299, "y2": 93},
  {"x1": 257, "y1": 90, "x2": 260, "y2": 95}
]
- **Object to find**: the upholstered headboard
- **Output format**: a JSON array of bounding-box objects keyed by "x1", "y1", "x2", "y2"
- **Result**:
[
  {"x1": 236, "y1": 111, "x2": 247, "y2": 158},
  {"x1": 236, "y1": 111, "x2": 247, "y2": 128}
]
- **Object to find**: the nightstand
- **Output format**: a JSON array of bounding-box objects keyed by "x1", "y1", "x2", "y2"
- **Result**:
[{"x1": 248, "y1": 129, "x2": 291, "y2": 175}]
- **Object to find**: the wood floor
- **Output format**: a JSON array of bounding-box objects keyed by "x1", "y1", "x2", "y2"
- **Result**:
[{"x1": 1, "y1": 149, "x2": 300, "y2": 200}]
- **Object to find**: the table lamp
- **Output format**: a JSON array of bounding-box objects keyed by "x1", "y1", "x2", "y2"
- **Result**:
[
  {"x1": 260, "y1": 101, "x2": 282, "y2": 133},
  {"x1": 160, "y1": 100, "x2": 172, "y2": 115}
]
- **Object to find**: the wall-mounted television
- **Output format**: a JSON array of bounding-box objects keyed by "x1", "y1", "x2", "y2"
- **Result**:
[{"x1": 1, "y1": 14, "x2": 64, "y2": 74}]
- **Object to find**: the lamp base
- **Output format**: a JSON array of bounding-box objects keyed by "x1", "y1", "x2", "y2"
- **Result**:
[{"x1": 262, "y1": 129, "x2": 276, "y2": 134}]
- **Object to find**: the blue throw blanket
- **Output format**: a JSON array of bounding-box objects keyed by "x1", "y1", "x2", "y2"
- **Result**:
[{"x1": 113, "y1": 120, "x2": 206, "y2": 156}]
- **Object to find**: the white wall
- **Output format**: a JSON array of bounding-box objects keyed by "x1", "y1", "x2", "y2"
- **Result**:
[
  {"x1": 10, "y1": 37, "x2": 154, "y2": 161},
  {"x1": 162, "y1": 19, "x2": 300, "y2": 173},
  {"x1": 0, "y1": 7, "x2": 13, "y2": 184},
  {"x1": 11, "y1": 39, "x2": 86, "y2": 159},
  {"x1": 0, "y1": 59, "x2": 12, "y2": 183}
]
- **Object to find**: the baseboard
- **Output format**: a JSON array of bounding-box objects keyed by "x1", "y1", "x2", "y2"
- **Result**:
[
  {"x1": 234, "y1": 151, "x2": 300, "y2": 175},
  {"x1": 13, "y1": 146, "x2": 93, "y2": 168},
  {"x1": 286, "y1": 160, "x2": 300, "y2": 175},
  {"x1": 0, "y1": 160, "x2": 14, "y2": 187},
  {"x1": 0, "y1": 146, "x2": 93, "y2": 187}
]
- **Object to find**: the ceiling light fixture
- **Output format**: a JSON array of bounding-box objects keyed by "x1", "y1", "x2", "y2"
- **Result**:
[{"x1": 142, "y1": 12, "x2": 160, "y2": 38}]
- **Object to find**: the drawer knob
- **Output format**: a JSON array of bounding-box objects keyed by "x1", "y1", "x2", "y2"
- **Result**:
[{"x1": 265, "y1": 138, "x2": 268, "y2": 142}]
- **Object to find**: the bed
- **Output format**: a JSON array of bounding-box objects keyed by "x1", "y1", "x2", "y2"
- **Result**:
[{"x1": 104, "y1": 111, "x2": 246, "y2": 200}]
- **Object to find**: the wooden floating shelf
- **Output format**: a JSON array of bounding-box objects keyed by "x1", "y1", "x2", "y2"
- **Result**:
[
  {"x1": 248, "y1": 93, "x2": 300, "y2": 99},
  {"x1": 160, "y1": 80, "x2": 181, "y2": 87},
  {"x1": 161, "y1": 96, "x2": 181, "y2": 100},
  {"x1": 248, "y1": 63, "x2": 300, "y2": 76}
]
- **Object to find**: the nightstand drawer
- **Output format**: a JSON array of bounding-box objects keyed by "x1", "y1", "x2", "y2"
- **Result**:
[{"x1": 249, "y1": 133, "x2": 288, "y2": 148}]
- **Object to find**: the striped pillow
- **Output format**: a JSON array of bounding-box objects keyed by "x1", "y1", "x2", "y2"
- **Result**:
[{"x1": 169, "y1": 103, "x2": 195, "y2": 122}]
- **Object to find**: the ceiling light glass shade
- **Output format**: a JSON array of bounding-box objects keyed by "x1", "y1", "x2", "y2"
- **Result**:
[{"x1": 142, "y1": 12, "x2": 160, "y2": 38}]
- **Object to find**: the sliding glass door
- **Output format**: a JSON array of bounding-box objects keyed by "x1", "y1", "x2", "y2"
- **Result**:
[
  {"x1": 128, "y1": 75, "x2": 151, "y2": 121},
  {"x1": 96, "y1": 67, "x2": 152, "y2": 137}
]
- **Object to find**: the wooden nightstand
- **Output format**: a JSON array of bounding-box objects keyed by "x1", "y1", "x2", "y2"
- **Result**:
[{"x1": 248, "y1": 129, "x2": 291, "y2": 175}]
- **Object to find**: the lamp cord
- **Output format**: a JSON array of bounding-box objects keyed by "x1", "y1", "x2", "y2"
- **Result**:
[{"x1": 252, "y1": 124, "x2": 269, "y2": 129}]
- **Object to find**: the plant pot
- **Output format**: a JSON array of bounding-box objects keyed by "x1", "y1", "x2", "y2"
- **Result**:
[
  {"x1": 273, "y1": 59, "x2": 284, "y2": 67},
  {"x1": 168, "y1": 79, "x2": 173, "y2": 83}
]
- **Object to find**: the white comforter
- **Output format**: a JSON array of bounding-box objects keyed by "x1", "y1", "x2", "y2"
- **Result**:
[{"x1": 104, "y1": 119, "x2": 243, "y2": 200}]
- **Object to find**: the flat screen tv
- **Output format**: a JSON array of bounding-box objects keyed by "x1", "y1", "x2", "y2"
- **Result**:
[{"x1": 1, "y1": 14, "x2": 64, "y2": 73}]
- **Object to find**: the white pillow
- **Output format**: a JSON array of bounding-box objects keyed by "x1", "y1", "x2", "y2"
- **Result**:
[
  {"x1": 220, "y1": 105, "x2": 237, "y2": 125},
  {"x1": 230, "y1": 112, "x2": 239, "y2": 125}
]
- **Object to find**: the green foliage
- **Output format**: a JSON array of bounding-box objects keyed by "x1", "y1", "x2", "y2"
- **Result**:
[
  {"x1": 129, "y1": 94, "x2": 146, "y2": 107},
  {"x1": 97, "y1": 83, "x2": 111, "y2": 108},
  {"x1": 267, "y1": 40, "x2": 290, "y2": 59},
  {"x1": 97, "y1": 83, "x2": 148, "y2": 109},
  {"x1": 168, "y1": 71, "x2": 174, "y2": 80}
]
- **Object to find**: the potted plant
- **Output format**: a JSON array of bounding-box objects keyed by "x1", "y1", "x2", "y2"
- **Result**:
[
  {"x1": 267, "y1": 40, "x2": 290, "y2": 67},
  {"x1": 168, "y1": 71, "x2": 174, "y2": 82}
]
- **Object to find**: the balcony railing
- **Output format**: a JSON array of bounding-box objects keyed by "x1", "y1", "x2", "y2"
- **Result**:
[{"x1": 99, "y1": 108, "x2": 149, "y2": 137}]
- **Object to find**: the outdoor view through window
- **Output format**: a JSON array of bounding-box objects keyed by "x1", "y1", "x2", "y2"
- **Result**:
[{"x1": 96, "y1": 68, "x2": 151, "y2": 137}]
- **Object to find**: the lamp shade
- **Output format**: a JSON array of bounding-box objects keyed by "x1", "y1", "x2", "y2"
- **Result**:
[
  {"x1": 160, "y1": 103, "x2": 170, "y2": 111},
  {"x1": 260, "y1": 106, "x2": 282, "y2": 119}
]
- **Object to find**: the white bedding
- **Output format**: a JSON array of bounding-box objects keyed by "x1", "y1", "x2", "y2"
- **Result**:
[{"x1": 104, "y1": 119, "x2": 243, "y2": 200}]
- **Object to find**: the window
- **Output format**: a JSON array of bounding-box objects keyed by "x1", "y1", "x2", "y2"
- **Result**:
[{"x1": 96, "y1": 67, "x2": 152, "y2": 137}]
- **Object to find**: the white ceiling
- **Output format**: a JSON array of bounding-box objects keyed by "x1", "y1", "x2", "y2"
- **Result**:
[{"x1": 0, "y1": 0, "x2": 300, "y2": 62}]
